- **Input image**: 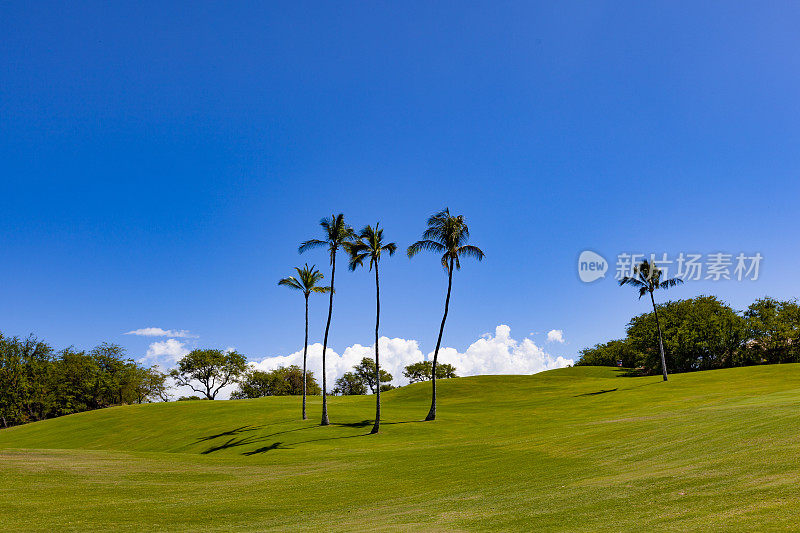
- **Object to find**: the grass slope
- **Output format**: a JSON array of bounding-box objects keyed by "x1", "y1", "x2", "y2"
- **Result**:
[{"x1": 2, "y1": 365, "x2": 800, "y2": 531}]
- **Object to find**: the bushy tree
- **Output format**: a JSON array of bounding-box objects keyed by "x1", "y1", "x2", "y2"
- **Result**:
[
  {"x1": 744, "y1": 298, "x2": 800, "y2": 364},
  {"x1": 230, "y1": 366, "x2": 321, "y2": 399},
  {"x1": 402, "y1": 361, "x2": 458, "y2": 383},
  {"x1": 332, "y1": 372, "x2": 367, "y2": 395},
  {"x1": 575, "y1": 339, "x2": 643, "y2": 368},
  {"x1": 352, "y1": 357, "x2": 393, "y2": 394},
  {"x1": 170, "y1": 349, "x2": 248, "y2": 400}
]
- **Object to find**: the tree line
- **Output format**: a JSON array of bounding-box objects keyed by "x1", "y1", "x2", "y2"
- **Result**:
[
  {"x1": 0, "y1": 334, "x2": 168, "y2": 428},
  {"x1": 576, "y1": 294, "x2": 800, "y2": 374},
  {"x1": 225, "y1": 358, "x2": 458, "y2": 399}
]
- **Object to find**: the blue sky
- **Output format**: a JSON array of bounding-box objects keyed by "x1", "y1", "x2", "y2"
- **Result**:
[{"x1": 2, "y1": 2, "x2": 800, "y2": 382}]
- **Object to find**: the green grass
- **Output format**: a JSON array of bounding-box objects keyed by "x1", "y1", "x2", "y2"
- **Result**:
[{"x1": 3, "y1": 365, "x2": 800, "y2": 531}]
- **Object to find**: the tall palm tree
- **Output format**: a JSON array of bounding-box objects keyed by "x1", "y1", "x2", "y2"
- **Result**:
[
  {"x1": 278, "y1": 264, "x2": 331, "y2": 420},
  {"x1": 407, "y1": 208, "x2": 484, "y2": 421},
  {"x1": 299, "y1": 214, "x2": 355, "y2": 425},
  {"x1": 619, "y1": 259, "x2": 683, "y2": 381},
  {"x1": 346, "y1": 223, "x2": 397, "y2": 434}
]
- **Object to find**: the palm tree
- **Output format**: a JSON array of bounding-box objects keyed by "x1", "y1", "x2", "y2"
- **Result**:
[
  {"x1": 299, "y1": 214, "x2": 355, "y2": 425},
  {"x1": 278, "y1": 264, "x2": 331, "y2": 420},
  {"x1": 619, "y1": 259, "x2": 683, "y2": 381},
  {"x1": 407, "y1": 208, "x2": 484, "y2": 421},
  {"x1": 346, "y1": 223, "x2": 397, "y2": 434}
]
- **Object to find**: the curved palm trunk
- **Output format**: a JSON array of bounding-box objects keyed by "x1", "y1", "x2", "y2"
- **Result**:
[
  {"x1": 320, "y1": 249, "x2": 336, "y2": 426},
  {"x1": 650, "y1": 290, "x2": 669, "y2": 381},
  {"x1": 302, "y1": 293, "x2": 309, "y2": 420},
  {"x1": 371, "y1": 263, "x2": 381, "y2": 434},
  {"x1": 426, "y1": 256, "x2": 454, "y2": 421}
]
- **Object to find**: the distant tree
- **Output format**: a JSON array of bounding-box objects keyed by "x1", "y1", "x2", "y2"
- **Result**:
[
  {"x1": 352, "y1": 357, "x2": 393, "y2": 395},
  {"x1": 0, "y1": 335, "x2": 56, "y2": 427},
  {"x1": 135, "y1": 367, "x2": 171, "y2": 403},
  {"x1": 408, "y1": 208, "x2": 484, "y2": 420},
  {"x1": 279, "y1": 264, "x2": 331, "y2": 419},
  {"x1": 170, "y1": 349, "x2": 248, "y2": 400},
  {"x1": 402, "y1": 361, "x2": 458, "y2": 383},
  {"x1": 619, "y1": 259, "x2": 683, "y2": 381},
  {"x1": 575, "y1": 340, "x2": 643, "y2": 368},
  {"x1": 744, "y1": 298, "x2": 800, "y2": 364},
  {"x1": 333, "y1": 372, "x2": 367, "y2": 396},
  {"x1": 380, "y1": 384, "x2": 396, "y2": 392},
  {"x1": 230, "y1": 366, "x2": 321, "y2": 399},
  {"x1": 299, "y1": 213, "x2": 355, "y2": 425},
  {"x1": 176, "y1": 395, "x2": 205, "y2": 401},
  {"x1": 346, "y1": 223, "x2": 397, "y2": 433}
]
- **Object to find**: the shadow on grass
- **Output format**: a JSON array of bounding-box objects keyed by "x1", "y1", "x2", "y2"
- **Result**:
[
  {"x1": 198, "y1": 419, "x2": 422, "y2": 455},
  {"x1": 574, "y1": 388, "x2": 618, "y2": 397}
]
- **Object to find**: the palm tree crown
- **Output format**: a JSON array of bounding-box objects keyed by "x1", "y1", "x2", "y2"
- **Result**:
[
  {"x1": 278, "y1": 264, "x2": 331, "y2": 297},
  {"x1": 299, "y1": 213, "x2": 356, "y2": 262},
  {"x1": 347, "y1": 223, "x2": 397, "y2": 271},
  {"x1": 407, "y1": 208, "x2": 485, "y2": 269},
  {"x1": 618, "y1": 260, "x2": 683, "y2": 297}
]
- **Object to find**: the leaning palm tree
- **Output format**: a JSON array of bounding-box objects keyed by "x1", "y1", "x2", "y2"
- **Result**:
[
  {"x1": 619, "y1": 259, "x2": 683, "y2": 381},
  {"x1": 407, "y1": 208, "x2": 484, "y2": 421},
  {"x1": 346, "y1": 223, "x2": 397, "y2": 434},
  {"x1": 278, "y1": 264, "x2": 331, "y2": 420},
  {"x1": 299, "y1": 214, "x2": 355, "y2": 425}
]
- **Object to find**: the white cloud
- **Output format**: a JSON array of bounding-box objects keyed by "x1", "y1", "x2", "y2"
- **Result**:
[
  {"x1": 252, "y1": 325, "x2": 573, "y2": 391},
  {"x1": 142, "y1": 338, "x2": 190, "y2": 365},
  {"x1": 125, "y1": 327, "x2": 196, "y2": 338},
  {"x1": 546, "y1": 329, "x2": 565, "y2": 343}
]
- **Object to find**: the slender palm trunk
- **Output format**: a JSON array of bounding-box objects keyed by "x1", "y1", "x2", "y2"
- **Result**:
[
  {"x1": 320, "y1": 249, "x2": 336, "y2": 426},
  {"x1": 426, "y1": 256, "x2": 454, "y2": 421},
  {"x1": 302, "y1": 293, "x2": 309, "y2": 420},
  {"x1": 650, "y1": 290, "x2": 668, "y2": 381},
  {"x1": 371, "y1": 263, "x2": 381, "y2": 434}
]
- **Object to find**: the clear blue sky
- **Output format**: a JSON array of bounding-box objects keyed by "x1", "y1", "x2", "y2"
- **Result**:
[{"x1": 2, "y1": 1, "x2": 799, "y2": 367}]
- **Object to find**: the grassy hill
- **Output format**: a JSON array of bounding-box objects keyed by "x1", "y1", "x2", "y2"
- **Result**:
[{"x1": 3, "y1": 365, "x2": 800, "y2": 531}]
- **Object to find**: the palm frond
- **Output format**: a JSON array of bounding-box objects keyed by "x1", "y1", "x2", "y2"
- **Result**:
[
  {"x1": 457, "y1": 245, "x2": 484, "y2": 261},
  {"x1": 311, "y1": 286, "x2": 332, "y2": 294},
  {"x1": 638, "y1": 286, "x2": 648, "y2": 299},
  {"x1": 298, "y1": 238, "x2": 327, "y2": 254},
  {"x1": 659, "y1": 277, "x2": 684, "y2": 289},
  {"x1": 278, "y1": 276, "x2": 303, "y2": 291},
  {"x1": 618, "y1": 276, "x2": 646, "y2": 288},
  {"x1": 407, "y1": 239, "x2": 446, "y2": 258}
]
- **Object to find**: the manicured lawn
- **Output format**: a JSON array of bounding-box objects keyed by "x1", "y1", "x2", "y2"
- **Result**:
[{"x1": 3, "y1": 365, "x2": 800, "y2": 531}]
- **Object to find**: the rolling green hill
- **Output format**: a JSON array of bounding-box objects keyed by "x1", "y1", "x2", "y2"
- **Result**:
[{"x1": 3, "y1": 365, "x2": 800, "y2": 531}]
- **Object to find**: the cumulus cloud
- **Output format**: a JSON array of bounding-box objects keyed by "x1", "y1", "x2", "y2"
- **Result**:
[
  {"x1": 125, "y1": 327, "x2": 196, "y2": 338},
  {"x1": 142, "y1": 338, "x2": 190, "y2": 365},
  {"x1": 252, "y1": 325, "x2": 573, "y2": 390},
  {"x1": 546, "y1": 329, "x2": 565, "y2": 343}
]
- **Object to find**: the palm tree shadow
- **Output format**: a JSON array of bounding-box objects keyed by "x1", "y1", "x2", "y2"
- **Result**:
[
  {"x1": 574, "y1": 388, "x2": 618, "y2": 397},
  {"x1": 198, "y1": 419, "x2": 424, "y2": 455},
  {"x1": 242, "y1": 432, "x2": 369, "y2": 455}
]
